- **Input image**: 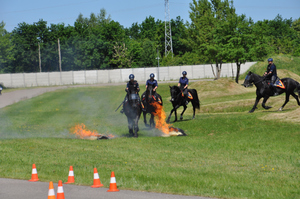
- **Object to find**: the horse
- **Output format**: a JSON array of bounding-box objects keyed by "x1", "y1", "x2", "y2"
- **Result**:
[
  {"x1": 123, "y1": 89, "x2": 142, "y2": 137},
  {"x1": 142, "y1": 84, "x2": 163, "y2": 127},
  {"x1": 166, "y1": 86, "x2": 200, "y2": 123},
  {"x1": 243, "y1": 71, "x2": 300, "y2": 113}
]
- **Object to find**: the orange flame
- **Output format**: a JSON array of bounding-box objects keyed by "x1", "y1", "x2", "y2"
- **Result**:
[
  {"x1": 70, "y1": 123, "x2": 114, "y2": 139},
  {"x1": 150, "y1": 102, "x2": 172, "y2": 135}
]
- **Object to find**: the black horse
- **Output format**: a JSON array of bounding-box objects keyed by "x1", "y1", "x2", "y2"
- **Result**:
[
  {"x1": 123, "y1": 90, "x2": 142, "y2": 137},
  {"x1": 243, "y1": 71, "x2": 300, "y2": 113},
  {"x1": 142, "y1": 84, "x2": 163, "y2": 127},
  {"x1": 167, "y1": 86, "x2": 200, "y2": 123}
]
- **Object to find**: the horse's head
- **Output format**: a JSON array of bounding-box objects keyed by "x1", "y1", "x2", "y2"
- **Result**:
[
  {"x1": 126, "y1": 89, "x2": 140, "y2": 108},
  {"x1": 242, "y1": 71, "x2": 254, "y2": 87},
  {"x1": 147, "y1": 84, "x2": 154, "y2": 98},
  {"x1": 169, "y1": 85, "x2": 181, "y2": 102}
]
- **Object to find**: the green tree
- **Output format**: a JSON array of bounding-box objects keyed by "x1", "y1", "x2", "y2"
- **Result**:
[
  {"x1": 0, "y1": 21, "x2": 14, "y2": 73},
  {"x1": 187, "y1": 0, "x2": 236, "y2": 79}
]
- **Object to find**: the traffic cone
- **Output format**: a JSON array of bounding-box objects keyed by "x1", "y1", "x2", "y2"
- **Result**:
[
  {"x1": 28, "y1": 164, "x2": 39, "y2": 182},
  {"x1": 57, "y1": 180, "x2": 65, "y2": 199},
  {"x1": 64, "y1": 166, "x2": 74, "y2": 184},
  {"x1": 107, "y1": 171, "x2": 119, "y2": 192},
  {"x1": 48, "y1": 181, "x2": 56, "y2": 199},
  {"x1": 91, "y1": 168, "x2": 103, "y2": 188}
]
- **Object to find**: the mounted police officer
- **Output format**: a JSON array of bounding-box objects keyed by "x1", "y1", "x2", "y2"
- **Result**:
[
  {"x1": 141, "y1": 73, "x2": 158, "y2": 111},
  {"x1": 120, "y1": 74, "x2": 141, "y2": 113},
  {"x1": 178, "y1": 71, "x2": 189, "y2": 105},
  {"x1": 263, "y1": 58, "x2": 278, "y2": 96}
]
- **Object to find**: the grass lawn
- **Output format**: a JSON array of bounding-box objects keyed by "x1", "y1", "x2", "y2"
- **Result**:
[{"x1": 0, "y1": 55, "x2": 300, "y2": 199}]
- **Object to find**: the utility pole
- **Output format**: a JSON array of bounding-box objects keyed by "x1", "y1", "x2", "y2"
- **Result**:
[
  {"x1": 58, "y1": 38, "x2": 62, "y2": 72},
  {"x1": 38, "y1": 42, "x2": 41, "y2": 72},
  {"x1": 165, "y1": 0, "x2": 173, "y2": 57},
  {"x1": 156, "y1": 48, "x2": 160, "y2": 80}
]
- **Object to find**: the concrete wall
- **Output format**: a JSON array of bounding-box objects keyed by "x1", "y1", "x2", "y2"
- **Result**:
[{"x1": 0, "y1": 62, "x2": 256, "y2": 88}]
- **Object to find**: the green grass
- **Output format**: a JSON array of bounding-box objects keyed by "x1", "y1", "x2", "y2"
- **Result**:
[{"x1": 0, "y1": 69, "x2": 300, "y2": 198}]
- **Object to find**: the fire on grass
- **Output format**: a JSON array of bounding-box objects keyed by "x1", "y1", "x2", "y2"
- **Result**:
[
  {"x1": 70, "y1": 123, "x2": 115, "y2": 140},
  {"x1": 150, "y1": 102, "x2": 186, "y2": 137}
]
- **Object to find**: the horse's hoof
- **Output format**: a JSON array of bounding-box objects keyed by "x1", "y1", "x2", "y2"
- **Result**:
[
  {"x1": 248, "y1": 109, "x2": 254, "y2": 113},
  {"x1": 180, "y1": 116, "x2": 183, "y2": 120},
  {"x1": 265, "y1": 106, "x2": 272, "y2": 109},
  {"x1": 278, "y1": 107, "x2": 283, "y2": 111}
]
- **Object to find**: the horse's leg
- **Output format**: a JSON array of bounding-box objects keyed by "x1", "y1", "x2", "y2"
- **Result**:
[
  {"x1": 127, "y1": 117, "x2": 133, "y2": 136},
  {"x1": 180, "y1": 105, "x2": 187, "y2": 120},
  {"x1": 278, "y1": 93, "x2": 290, "y2": 111},
  {"x1": 133, "y1": 116, "x2": 139, "y2": 138},
  {"x1": 291, "y1": 91, "x2": 300, "y2": 106},
  {"x1": 150, "y1": 114, "x2": 155, "y2": 128},
  {"x1": 143, "y1": 111, "x2": 149, "y2": 127},
  {"x1": 167, "y1": 108, "x2": 175, "y2": 123},
  {"x1": 249, "y1": 95, "x2": 262, "y2": 113},
  {"x1": 261, "y1": 96, "x2": 272, "y2": 109}
]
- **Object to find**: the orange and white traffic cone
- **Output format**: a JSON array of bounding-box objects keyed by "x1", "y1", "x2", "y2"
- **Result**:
[
  {"x1": 57, "y1": 180, "x2": 65, "y2": 199},
  {"x1": 28, "y1": 164, "x2": 39, "y2": 182},
  {"x1": 107, "y1": 171, "x2": 119, "y2": 192},
  {"x1": 64, "y1": 166, "x2": 75, "y2": 184},
  {"x1": 48, "y1": 181, "x2": 56, "y2": 199},
  {"x1": 91, "y1": 168, "x2": 103, "y2": 188}
]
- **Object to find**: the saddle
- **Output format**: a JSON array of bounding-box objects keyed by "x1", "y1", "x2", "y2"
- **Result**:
[
  {"x1": 265, "y1": 78, "x2": 285, "y2": 89},
  {"x1": 181, "y1": 91, "x2": 193, "y2": 99},
  {"x1": 274, "y1": 79, "x2": 285, "y2": 89}
]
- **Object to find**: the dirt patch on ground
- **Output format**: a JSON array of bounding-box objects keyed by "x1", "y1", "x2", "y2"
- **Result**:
[{"x1": 260, "y1": 107, "x2": 300, "y2": 123}]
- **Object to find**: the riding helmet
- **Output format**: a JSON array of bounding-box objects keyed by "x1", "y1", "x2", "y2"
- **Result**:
[
  {"x1": 150, "y1": 73, "x2": 155, "y2": 78},
  {"x1": 129, "y1": 74, "x2": 135, "y2": 79},
  {"x1": 268, "y1": 58, "x2": 273, "y2": 62},
  {"x1": 182, "y1": 71, "x2": 187, "y2": 75}
]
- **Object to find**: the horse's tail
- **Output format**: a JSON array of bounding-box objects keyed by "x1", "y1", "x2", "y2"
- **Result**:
[
  {"x1": 191, "y1": 89, "x2": 200, "y2": 109},
  {"x1": 297, "y1": 81, "x2": 300, "y2": 97}
]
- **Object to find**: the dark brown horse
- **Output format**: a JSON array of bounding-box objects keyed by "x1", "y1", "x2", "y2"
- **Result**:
[
  {"x1": 142, "y1": 84, "x2": 163, "y2": 127},
  {"x1": 243, "y1": 71, "x2": 300, "y2": 113},
  {"x1": 167, "y1": 86, "x2": 200, "y2": 123}
]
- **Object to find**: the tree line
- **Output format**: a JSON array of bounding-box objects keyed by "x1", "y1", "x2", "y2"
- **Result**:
[{"x1": 0, "y1": 0, "x2": 299, "y2": 82}]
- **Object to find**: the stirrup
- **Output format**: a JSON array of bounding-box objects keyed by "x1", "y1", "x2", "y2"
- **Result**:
[{"x1": 120, "y1": 109, "x2": 124, "y2": 114}]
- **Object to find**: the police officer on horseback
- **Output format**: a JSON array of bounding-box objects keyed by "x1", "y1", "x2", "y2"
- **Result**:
[
  {"x1": 141, "y1": 73, "x2": 158, "y2": 111},
  {"x1": 178, "y1": 71, "x2": 189, "y2": 105},
  {"x1": 263, "y1": 58, "x2": 279, "y2": 96},
  {"x1": 120, "y1": 74, "x2": 141, "y2": 113}
]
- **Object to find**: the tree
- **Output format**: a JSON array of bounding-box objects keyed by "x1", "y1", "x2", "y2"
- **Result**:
[
  {"x1": 110, "y1": 42, "x2": 133, "y2": 68},
  {"x1": 187, "y1": 0, "x2": 236, "y2": 79},
  {"x1": 225, "y1": 15, "x2": 256, "y2": 83},
  {"x1": 0, "y1": 21, "x2": 14, "y2": 73}
]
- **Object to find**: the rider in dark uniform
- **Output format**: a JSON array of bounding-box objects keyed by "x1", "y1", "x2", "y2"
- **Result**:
[
  {"x1": 263, "y1": 58, "x2": 278, "y2": 96},
  {"x1": 178, "y1": 71, "x2": 189, "y2": 105},
  {"x1": 141, "y1": 73, "x2": 158, "y2": 111},
  {"x1": 120, "y1": 74, "x2": 141, "y2": 113}
]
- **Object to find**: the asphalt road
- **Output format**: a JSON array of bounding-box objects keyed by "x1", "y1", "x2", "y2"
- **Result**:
[
  {"x1": 0, "y1": 81, "x2": 216, "y2": 199},
  {"x1": 0, "y1": 178, "x2": 216, "y2": 199}
]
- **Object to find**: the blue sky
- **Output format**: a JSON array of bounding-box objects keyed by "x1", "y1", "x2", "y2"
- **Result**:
[{"x1": 1, "y1": 0, "x2": 300, "y2": 32}]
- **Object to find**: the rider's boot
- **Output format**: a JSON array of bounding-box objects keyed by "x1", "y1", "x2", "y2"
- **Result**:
[
  {"x1": 184, "y1": 95, "x2": 189, "y2": 105},
  {"x1": 120, "y1": 108, "x2": 124, "y2": 114},
  {"x1": 270, "y1": 85, "x2": 279, "y2": 96}
]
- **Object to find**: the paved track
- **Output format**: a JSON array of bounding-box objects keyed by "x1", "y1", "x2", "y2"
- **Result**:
[
  {"x1": 0, "y1": 82, "x2": 216, "y2": 199},
  {"x1": 0, "y1": 178, "x2": 214, "y2": 199}
]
